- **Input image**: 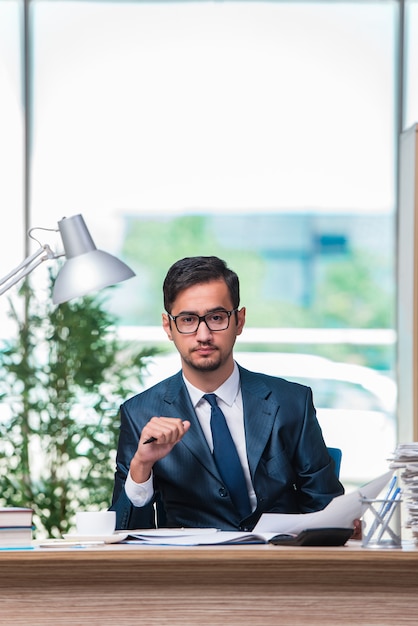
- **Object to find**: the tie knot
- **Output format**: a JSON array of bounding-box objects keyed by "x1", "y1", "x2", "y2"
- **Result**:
[{"x1": 203, "y1": 393, "x2": 218, "y2": 409}]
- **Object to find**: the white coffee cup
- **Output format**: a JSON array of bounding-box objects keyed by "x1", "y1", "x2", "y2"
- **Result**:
[{"x1": 75, "y1": 510, "x2": 116, "y2": 536}]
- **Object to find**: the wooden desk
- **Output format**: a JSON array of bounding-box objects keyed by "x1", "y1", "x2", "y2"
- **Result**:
[{"x1": 0, "y1": 542, "x2": 417, "y2": 625}]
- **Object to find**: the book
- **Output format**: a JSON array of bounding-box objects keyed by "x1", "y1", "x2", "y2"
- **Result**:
[
  {"x1": 0, "y1": 507, "x2": 33, "y2": 527},
  {"x1": 0, "y1": 526, "x2": 33, "y2": 548},
  {"x1": 0, "y1": 508, "x2": 34, "y2": 548}
]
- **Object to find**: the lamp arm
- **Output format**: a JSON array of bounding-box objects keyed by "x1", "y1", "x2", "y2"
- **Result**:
[{"x1": 0, "y1": 245, "x2": 63, "y2": 297}]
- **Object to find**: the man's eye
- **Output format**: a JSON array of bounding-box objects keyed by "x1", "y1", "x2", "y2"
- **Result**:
[
  {"x1": 180, "y1": 316, "x2": 196, "y2": 325},
  {"x1": 209, "y1": 313, "x2": 225, "y2": 322}
]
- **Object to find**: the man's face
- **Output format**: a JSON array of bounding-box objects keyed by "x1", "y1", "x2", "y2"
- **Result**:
[{"x1": 162, "y1": 279, "x2": 245, "y2": 380}]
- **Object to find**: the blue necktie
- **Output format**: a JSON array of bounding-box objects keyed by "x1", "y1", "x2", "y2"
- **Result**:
[{"x1": 203, "y1": 393, "x2": 251, "y2": 519}]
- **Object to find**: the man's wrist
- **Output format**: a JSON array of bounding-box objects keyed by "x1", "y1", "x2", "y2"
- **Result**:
[
  {"x1": 129, "y1": 456, "x2": 153, "y2": 484},
  {"x1": 125, "y1": 470, "x2": 154, "y2": 507}
]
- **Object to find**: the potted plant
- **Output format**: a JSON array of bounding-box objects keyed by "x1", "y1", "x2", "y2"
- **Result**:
[{"x1": 0, "y1": 273, "x2": 159, "y2": 538}]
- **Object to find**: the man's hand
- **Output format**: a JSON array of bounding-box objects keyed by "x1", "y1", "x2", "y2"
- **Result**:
[
  {"x1": 129, "y1": 417, "x2": 191, "y2": 484},
  {"x1": 351, "y1": 518, "x2": 362, "y2": 540}
]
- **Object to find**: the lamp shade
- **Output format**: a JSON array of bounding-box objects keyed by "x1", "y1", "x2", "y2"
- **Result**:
[{"x1": 52, "y1": 214, "x2": 135, "y2": 304}]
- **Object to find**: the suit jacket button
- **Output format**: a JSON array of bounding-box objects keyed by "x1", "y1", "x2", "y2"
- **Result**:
[{"x1": 219, "y1": 488, "x2": 228, "y2": 497}]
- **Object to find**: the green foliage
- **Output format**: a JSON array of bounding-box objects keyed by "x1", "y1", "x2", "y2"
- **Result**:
[{"x1": 0, "y1": 273, "x2": 159, "y2": 538}]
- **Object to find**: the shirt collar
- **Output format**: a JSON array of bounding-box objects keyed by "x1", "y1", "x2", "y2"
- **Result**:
[{"x1": 183, "y1": 361, "x2": 240, "y2": 408}]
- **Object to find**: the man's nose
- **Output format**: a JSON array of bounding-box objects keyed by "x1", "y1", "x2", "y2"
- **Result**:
[{"x1": 195, "y1": 318, "x2": 212, "y2": 339}]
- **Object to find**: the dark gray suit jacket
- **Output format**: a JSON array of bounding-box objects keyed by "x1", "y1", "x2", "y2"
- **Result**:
[{"x1": 111, "y1": 365, "x2": 344, "y2": 531}]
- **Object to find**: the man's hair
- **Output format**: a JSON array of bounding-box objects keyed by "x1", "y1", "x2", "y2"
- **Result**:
[{"x1": 163, "y1": 256, "x2": 240, "y2": 313}]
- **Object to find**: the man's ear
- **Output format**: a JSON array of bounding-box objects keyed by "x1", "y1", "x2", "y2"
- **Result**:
[
  {"x1": 236, "y1": 307, "x2": 246, "y2": 336},
  {"x1": 162, "y1": 313, "x2": 174, "y2": 341}
]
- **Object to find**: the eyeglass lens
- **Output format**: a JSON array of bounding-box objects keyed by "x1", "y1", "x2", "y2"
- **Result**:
[{"x1": 176, "y1": 311, "x2": 230, "y2": 333}]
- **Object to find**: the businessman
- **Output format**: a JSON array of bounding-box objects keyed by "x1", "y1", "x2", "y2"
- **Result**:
[{"x1": 111, "y1": 256, "x2": 344, "y2": 532}]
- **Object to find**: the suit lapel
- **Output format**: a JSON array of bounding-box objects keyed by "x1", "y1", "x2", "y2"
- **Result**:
[
  {"x1": 239, "y1": 366, "x2": 279, "y2": 477},
  {"x1": 162, "y1": 373, "x2": 218, "y2": 476}
]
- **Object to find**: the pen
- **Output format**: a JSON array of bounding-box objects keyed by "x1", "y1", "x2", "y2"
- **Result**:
[
  {"x1": 376, "y1": 488, "x2": 402, "y2": 542},
  {"x1": 379, "y1": 486, "x2": 401, "y2": 519},
  {"x1": 384, "y1": 475, "x2": 397, "y2": 501},
  {"x1": 143, "y1": 436, "x2": 158, "y2": 445}
]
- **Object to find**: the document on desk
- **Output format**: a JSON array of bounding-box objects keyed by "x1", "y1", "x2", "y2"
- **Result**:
[
  {"x1": 253, "y1": 470, "x2": 394, "y2": 535},
  {"x1": 122, "y1": 528, "x2": 276, "y2": 545}
]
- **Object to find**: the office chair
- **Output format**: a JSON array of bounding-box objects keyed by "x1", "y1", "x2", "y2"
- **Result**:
[{"x1": 327, "y1": 446, "x2": 342, "y2": 478}]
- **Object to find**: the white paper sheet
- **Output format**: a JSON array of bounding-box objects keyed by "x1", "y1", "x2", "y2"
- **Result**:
[{"x1": 253, "y1": 470, "x2": 394, "y2": 534}]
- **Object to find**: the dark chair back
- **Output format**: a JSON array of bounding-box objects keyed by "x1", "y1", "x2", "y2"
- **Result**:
[{"x1": 327, "y1": 446, "x2": 342, "y2": 478}]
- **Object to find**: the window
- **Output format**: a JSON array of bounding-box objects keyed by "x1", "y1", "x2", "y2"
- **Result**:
[
  {"x1": 2, "y1": 0, "x2": 402, "y2": 487},
  {"x1": 0, "y1": 0, "x2": 24, "y2": 334}
]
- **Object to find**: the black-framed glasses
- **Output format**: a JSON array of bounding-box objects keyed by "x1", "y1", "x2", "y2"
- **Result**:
[{"x1": 168, "y1": 309, "x2": 238, "y2": 334}]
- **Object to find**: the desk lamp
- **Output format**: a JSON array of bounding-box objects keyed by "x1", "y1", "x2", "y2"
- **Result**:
[{"x1": 0, "y1": 214, "x2": 135, "y2": 304}]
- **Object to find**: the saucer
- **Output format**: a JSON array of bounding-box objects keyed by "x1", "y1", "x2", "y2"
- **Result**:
[{"x1": 62, "y1": 533, "x2": 128, "y2": 544}]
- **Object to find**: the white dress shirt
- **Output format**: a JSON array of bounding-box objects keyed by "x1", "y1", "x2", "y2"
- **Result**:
[{"x1": 125, "y1": 361, "x2": 256, "y2": 512}]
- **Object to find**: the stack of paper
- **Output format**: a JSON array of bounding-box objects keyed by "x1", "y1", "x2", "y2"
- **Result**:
[{"x1": 390, "y1": 443, "x2": 418, "y2": 540}]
